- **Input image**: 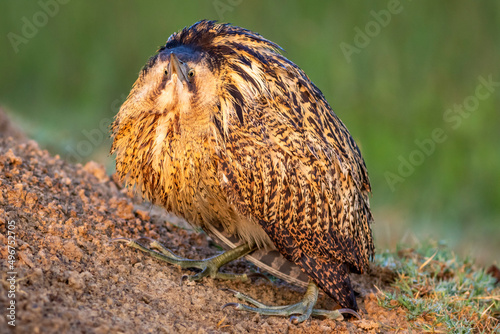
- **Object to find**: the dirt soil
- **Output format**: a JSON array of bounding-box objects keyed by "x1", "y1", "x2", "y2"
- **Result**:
[{"x1": 0, "y1": 137, "x2": 412, "y2": 333}]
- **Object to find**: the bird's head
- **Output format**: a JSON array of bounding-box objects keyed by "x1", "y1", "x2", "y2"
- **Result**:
[
  {"x1": 117, "y1": 41, "x2": 220, "y2": 131},
  {"x1": 159, "y1": 50, "x2": 212, "y2": 113},
  {"x1": 112, "y1": 20, "x2": 295, "y2": 144}
]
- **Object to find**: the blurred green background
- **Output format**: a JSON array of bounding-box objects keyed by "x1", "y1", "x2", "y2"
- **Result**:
[{"x1": 1, "y1": 1, "x2": 499, "y2": 264}]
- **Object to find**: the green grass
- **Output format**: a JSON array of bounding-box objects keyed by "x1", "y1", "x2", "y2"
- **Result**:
[{"x1": 376, "y1": 240, "x2": 500, "y2": 332}]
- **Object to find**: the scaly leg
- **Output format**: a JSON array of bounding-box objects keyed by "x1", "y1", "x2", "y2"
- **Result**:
[
  {"x1": 114, "y1": 237, "x2": 255, "y2": 282},
  {"x1": 223, "y1": 281, "x2": 360, "y2": 323}
]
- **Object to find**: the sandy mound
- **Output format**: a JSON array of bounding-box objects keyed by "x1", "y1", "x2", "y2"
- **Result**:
[{"x1": 0, "y1": 137, "x2": 408, "y2": 333}]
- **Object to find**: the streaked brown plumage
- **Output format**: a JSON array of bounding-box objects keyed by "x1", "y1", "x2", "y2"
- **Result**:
[{"x1": 111, "y1": 20, "x2": 374, "y2": 312}]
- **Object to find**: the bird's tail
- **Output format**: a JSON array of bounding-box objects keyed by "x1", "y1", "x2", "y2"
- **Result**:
[{"x1": 297, "y1": 254, "x2": 357, "y2": 310}]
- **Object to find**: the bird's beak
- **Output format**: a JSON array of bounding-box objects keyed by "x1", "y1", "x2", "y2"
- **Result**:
[{"x1": 168, "y1": 53, "x2": 188, "y2": 83}]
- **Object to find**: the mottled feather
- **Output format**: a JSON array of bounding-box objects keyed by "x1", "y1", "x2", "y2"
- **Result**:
[{"x1": 111, "y1": 20, "x2": 374, "y2": 310}]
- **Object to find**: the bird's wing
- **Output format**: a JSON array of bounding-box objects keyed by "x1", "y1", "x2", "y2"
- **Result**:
[{"x1": 213, "y1": 63, "x2": 373, "y2": 309}]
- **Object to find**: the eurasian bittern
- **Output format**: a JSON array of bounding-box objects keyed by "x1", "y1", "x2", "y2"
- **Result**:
[{"x1": 111, "y1": 20, "x2": 374, "y2": 323}]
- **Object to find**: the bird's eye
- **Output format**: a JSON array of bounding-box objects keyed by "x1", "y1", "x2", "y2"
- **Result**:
[
  {"x1": 164, "y1": 69, "x2": 168, "y2": 76},
  {"x1": 188, "y1": 69, "x2": 195, "y2": 78}
]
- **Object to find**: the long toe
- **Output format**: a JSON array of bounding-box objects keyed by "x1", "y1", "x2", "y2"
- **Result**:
[{"x1": 222, "y1": 281, "x2": 347, "y2": 323}]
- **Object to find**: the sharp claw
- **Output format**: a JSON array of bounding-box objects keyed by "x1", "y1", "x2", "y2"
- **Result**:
[
  {"x1": 247, "y1": 272, "x2": 271, "y2": 283},
  {"x1": 180, "y1": 274, "x2": 189, "y2": 285},
  {"x1": 337, "y1": 308, "x2": 361, "y2": 320},
  {"x1": 289, "y1": 315, "x2": 299, "y2": 324},
  {"x1": 138, "y1": 236, "x2": 156, "y2": 243},
  {"x1": 111, "y1": 237, "x2": 131, "y2": 243},
  {"x1": 222, "y1": 302, "x2": 240, "y2": 310},
  {"x1": 220, "y1": 288, "x2": 239, "y2": 295}
]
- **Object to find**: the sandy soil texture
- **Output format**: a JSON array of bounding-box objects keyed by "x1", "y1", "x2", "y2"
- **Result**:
[{"x1": 0, "y1": 137, "x2": 411, "y2": 333}]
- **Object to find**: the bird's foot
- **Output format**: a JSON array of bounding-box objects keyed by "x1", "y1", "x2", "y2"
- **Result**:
[
  {"x1": 113, "y1": 237, "x2": 255, "y2": 282},
  {"x1": 222, "y1": 281, "x2": 360, "y2": 323}
]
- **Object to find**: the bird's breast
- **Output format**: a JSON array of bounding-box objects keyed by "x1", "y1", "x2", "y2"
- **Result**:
[{"x1": 114, "y1": 111, "x2": 273, "y2": 249}]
